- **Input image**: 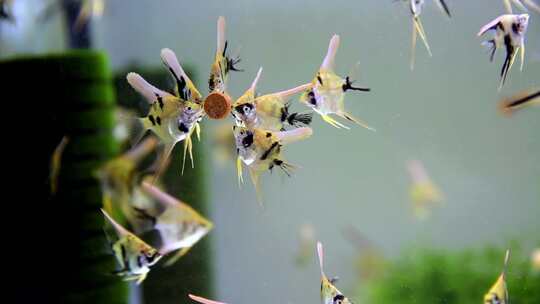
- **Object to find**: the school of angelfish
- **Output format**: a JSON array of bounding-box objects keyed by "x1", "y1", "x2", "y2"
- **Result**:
[{"x1": 34, "y1": 0, "x2": 539, "y2": 302}]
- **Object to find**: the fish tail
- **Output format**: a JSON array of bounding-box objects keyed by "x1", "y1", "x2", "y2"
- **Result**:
[
  {"x1": 339, "y1": 111, "x2": 376, "y2": 132},
  {"x1": 322, "y1": 114, "x2": 349, "y2": 129},
  {"x1": 499, "y1": 49, "x2": 517, "y2": 90},
  {"x1": 287, "y1": 112, "x2": 313, "y2": 126}
]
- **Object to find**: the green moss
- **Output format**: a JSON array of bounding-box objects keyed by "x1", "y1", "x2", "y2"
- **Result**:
[{"x1": 362, "y1": 244, "x2": 540, "y2": 304}]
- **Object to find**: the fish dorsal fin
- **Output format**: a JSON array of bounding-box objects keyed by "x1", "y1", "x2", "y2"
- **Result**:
[
  {"x1": 502, "y1": 249, "x2": 511, "y2": 280},
  {"x1": 141, "y1": 182, "x2": 180, "y2": 208},
  {"x1": 477, "y1": 16, "x2": 503, "y2": 36},
  {"x1": 275, "y1": 83, "x2": 312, "y2": 100},
  {"x1": 101, "y1": 209, "x2": 130, "y2": 238},
  {"x1": 317, "y1": 241, "x2": 326, "y2": 277},
  {"x1": 321, "y1": 34, "x2": 340, "y2": 71},
  {"x1": 127, "y1": 72, "x2": 174, "y2": 104},
  {"x1": 276, "y1": 127, "x2": 313, "y2": 146},
  {"x1": 160, "y1": 48, "x2": 199, "y2": 97},
  {"x1": 217, "y1": 16, "x2": 226, "y2": 55},
  {"x1": 250, "y1": 67, "x2": 263, "y2": 92},
  {"x1": 189, "y1": 294, "x2": 227, "y2": 304}
]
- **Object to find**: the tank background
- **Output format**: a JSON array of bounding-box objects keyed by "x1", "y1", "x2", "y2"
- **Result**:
[{"x1": 2, "y1": 1, "x2": 538, "y2": 304}]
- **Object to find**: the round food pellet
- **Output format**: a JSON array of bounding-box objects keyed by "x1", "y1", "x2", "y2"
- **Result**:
[{"x1": 204, "y1": 92, "x2": 232, "y2": 119}]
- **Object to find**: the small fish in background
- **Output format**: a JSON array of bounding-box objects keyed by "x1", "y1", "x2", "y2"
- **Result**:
[
  {"x1": 407, "y1": 160, "x2": 444, "y2": 220},
  {"x1": 208, "y1": 16, "x2": 242, "y2": 94},
  {"x1": 233, "y1": 126, "x2": 313, "y2": 202},
  {"x1": 403, "y1": 0, "x2": 452, "y2": 70},
  {"x1": 97, "y1": 137, "x2": 160, "y2": 223},
  {"x1": 342, "y1": 226, "x2": 386, "y2": 281},
  {"x1": 49, "y1": 136, "x2": 69, "y2": 195},
  {"x1": 139, "y1": 182, "x2": 213, "y2": 266},
  {"x1": 127, "y1": 48, "x2": 205, "y2": 178},
  {"x1": 484, "y1": 249, "x2": 511, "y2": 304},
  {"x1": 0, "y1": 0, "x2": 15, "y2": 24},
  {"x1": 294, "y1": 224, "x2": 316, "y2": 267},
  {"x1": 232, "y1": 67, "x2": 313, "y2": 131},
  {"x1": 317, "y1": 242, "x2": 354, "y2": 304},
  {"x1": 101, "y1": 209, "x2": 162, "y2": 285},
  {"x1": 300, "y1": 35, "x2": 374, "y2": 131},
  {"x1": 498, "y1": 87, "x2": 540, "y2": 116},
  {"x1": 73, "y1": 0, "x2": 105, "y2": 32},
  {"x1": 478, "y1": 14, "x2": 530, "y2": 90},
  {"x1": 503, "y1": 0, "x2": 540, "y2": 14},
  {"x1": 532, "y1": 248, "x2": 540, "y2": 272},
  {"x1": 189, "y1": 294, "x2": 227, "y2": 304}
]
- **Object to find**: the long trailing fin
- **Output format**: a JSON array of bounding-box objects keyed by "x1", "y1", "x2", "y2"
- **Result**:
[
  {"x1": 435, "y1": 0, "x2": 451, "y2": 17},
  {"x1": 152, "y1": 142, "x2": 176, "y2": 183},
  {"x1": 414, "y1": 16, "x2": 432, "y2": 57},
  {"x1": 189, "y1": 295, "x2": 228, "y2": 304},
  {"x1": 338, "y1": 111, "x2": 376, "y2": 131},
  {"x1": 276, "y1": 127, "x2": 313, "y2": 145},
  {"x1": 317, "y1": 241, "x2": 325, "y2": 277},
  {"x1": 502, "y1": 249, "x2": 511, "y2": 280},
  {"x1": 322, "y1": 114, "x2": 350, "y2": 129},
  {"x1": 478, "y1": 17, "x2": 503, "y2": 36},
  {"x1": 511, "y1": 0, "x2": 528, "y2": 11},
  {"x1": 236, "y1": 156, "x2": 244, "y2": 187},
  {"x1": 504, "y1": 0, "x2": 514, "y2": 12},
  {"x1": 520, "y1": 42, "x2": 525, "y2": 71},
  {"x1": 141, "y1": 181, "x2": 180, "y2": 208},
  {"x1": 275, "y1": 83, "x2": 312, "y2": 100},
  {"x1": 411, "y1": 19, "x2": 417, "y2": 70},
  {"x1": 321, "y1": 34, "x2": 340, "y2": 70},
  {"x1": 126, "y1": 72, "x2": 173, "y2": 104},
  {"x1": 101, "y1": 209, "x2": 130, "y2": 237},
  {"x1": 250, "y1": 67, "x2": 263, "y2": 91},
  {"x1": 163, "y1": 247, "x2": 191, "y2": 266},
  {"x1": 217, "y1": 16, "x2": 226, "y2": 55}
]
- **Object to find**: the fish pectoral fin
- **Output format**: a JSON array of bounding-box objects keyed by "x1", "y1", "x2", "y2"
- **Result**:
[
  {"x1": 413, "y1": 17, "x2": 432, "y2": 57},
  {"x1": 181, "y1": 135, "x2": 195, "y2": 175},
  {"x1": 163, "y1": 247, "x2": 191, "y2": 267},
  {"x1": 520, "y1": 44, "x2": 525, "y2": 71},
  {"x1": 195, "y1": 123, "x2": 201, "y2": 141},
  {"x1": 236, "y1": 156, "x2": 244, "y2": 187},
  {"x1": 338, "y1": 112, "x2": 375, "y2": 131},
  {"x1": 322, "y1": 114, "x2": 349, "y2": 129}
]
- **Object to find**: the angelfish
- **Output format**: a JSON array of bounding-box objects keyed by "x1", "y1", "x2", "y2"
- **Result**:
[
  {"x1": 233, "y1": 67, "x2": 313, "y2": 131},
  {"x1": 208, "y1": 16, "x2": 242, "y2": 94},
  {"x1": 138, "y1": 182, "x2": 213, "y2": 266},
  {"x1": 317, "y1": 242, "x2": 353, "y2": 304},
  {"x1": 478, "y1": 14, "x2": 530, "y2": 90},
  {"x1": 300, "y1": 35, "x2": 374, "y2": 131},
  {"x1": 127, "y1": 48, "x2": 204, "y2": 176},
  {"x1": 484, "y1": 249, "x2": 511, "y2": 304},
  {"x1": 101, "y1": 209, "x2": 162, "y2": 284},
  {"x1": 233, "y1": 126, "x2": 313, "y2": 201}
]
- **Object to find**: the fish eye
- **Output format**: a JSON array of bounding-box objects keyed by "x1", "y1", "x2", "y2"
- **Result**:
[{"x1": 333, "y1": 294, "x2": 345, "y2": 304}]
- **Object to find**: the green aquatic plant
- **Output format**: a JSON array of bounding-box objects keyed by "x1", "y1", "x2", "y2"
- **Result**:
[{"x1": 360, "y1": 244, "x2": 540, "y2": 304}]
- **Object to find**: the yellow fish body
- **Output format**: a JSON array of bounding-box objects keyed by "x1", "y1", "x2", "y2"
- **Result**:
[
  {"x1": 317, "y1": 242, "x2": 353, "y2": 304},
  {"x1": 233, "y1": 67, "x2": 313, "y2": 131},
  {"x1": 300, "y1": 35, "x2": 374, "y2": 131},
  {"x1": 407, "y1": 160, "x2": 444, "y2": 220},
  {"x1": 101, "y1": 209, "x2": 162, "y2": 285},
  {"x1": 139, "y1": 182, "x2": 213, "y2": 266},
  {"x1": 484, "y1": 249, "x2": 510, "y2": 304},
  {"x1": 127, "y1": 48, "x2": 204, "y2": 175},
  {"x1": 209, "y1": 16, "x2": 241, "y2": 94},
  {"x1": 233, "y1": 126, "x2": 313, "y2": 200}
]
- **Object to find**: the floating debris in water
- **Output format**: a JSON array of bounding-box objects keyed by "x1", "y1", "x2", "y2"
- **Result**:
[
  {"x1": 300, "y1": 35, "x2": 374, "y2": 131},
  {"x1": 478, "y1": 14, "x2": 530, "y2": 90},
  {"x1": 484, "y1": 249, "x2": 510, "y2": 304}
]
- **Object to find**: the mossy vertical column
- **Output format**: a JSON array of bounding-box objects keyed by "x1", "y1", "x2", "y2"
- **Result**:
[{"x1": 2, "y1": 52, "x2": 127, "y2": 303}]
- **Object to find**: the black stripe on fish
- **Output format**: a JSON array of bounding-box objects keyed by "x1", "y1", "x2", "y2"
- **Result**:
[
  {"x1": 500, "y1": 35, "x2": 514, "y2": 86},
  {"x1": 155, "y1": 93, "x2": 164, "y2": 110},
  {"x1": 148, "y1": 115, "x2": 156, "y2": 126},
  {"x1": 506, "y1": 90, "x2": 540, "y2": 108},
  {"x1": 512, "y1": 22, "x2": 519, "y2": 35},
  {"x1": 266, "y1": 132, "x2": 272, "y2": 138},
  {"x1": 223, "y1": 40, "x2": 228, "y2": 56},
  {"x1": 132, "y1": 207, "x2": 157, "y2": 227},
  {"x1": 242, "y1": 133, "x2": 254, "y2": 148},
  {"x1": 439, "y1": 0, "x2": 451, "y2": 18},
  {"x1": 178, "y1": 122, "x2": 189, "y2": 133},
  {"x1": 343, "y1": 76, "x2": 370, "y2": 92},
  {"x1": 260, "y1": 142, "x2": 280, "y2": 160},
  {"x1": 317, "y1": 75, "x2": 323, "y2": 85},
  {"x1": 156, "y1": 116, "x2": 161, "y2": 126},
  {"x1": 280, "y1": 104, "x2": 290, "y2": 122}
]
